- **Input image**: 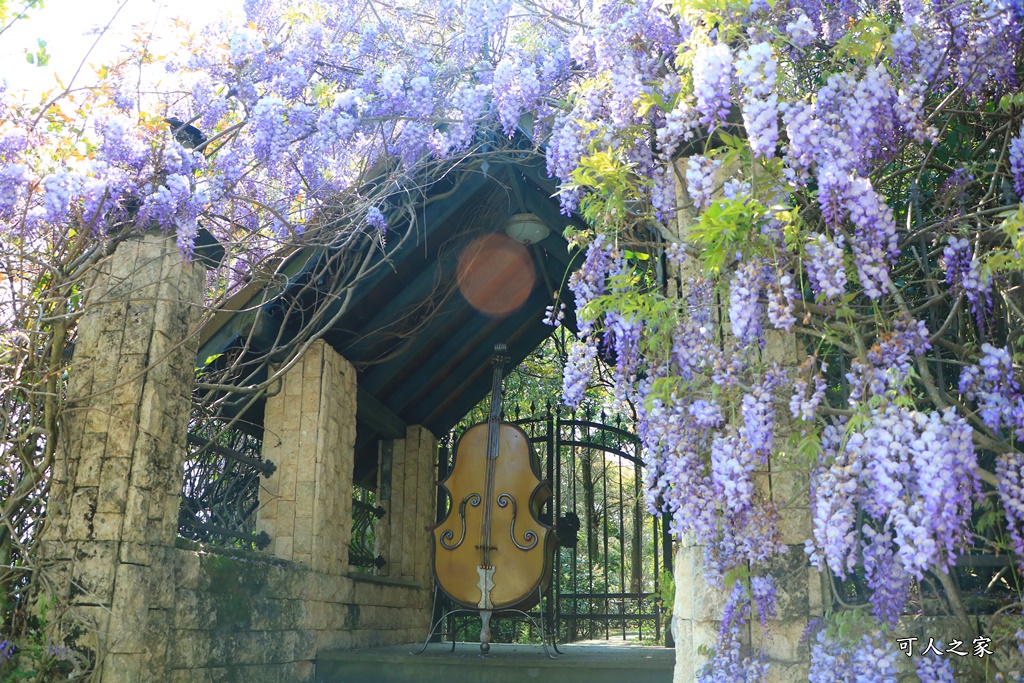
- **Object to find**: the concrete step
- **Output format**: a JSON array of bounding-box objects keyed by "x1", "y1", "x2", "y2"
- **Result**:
[{"x1": 317, "y1": 642, "x2": 675, "y2": 683}]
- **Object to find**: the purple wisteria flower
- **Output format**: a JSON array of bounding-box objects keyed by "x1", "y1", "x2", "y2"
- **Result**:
[
  {"x1": 656, "y1": 98, "x2": 697, "y2": 161},
  {"x1": 543, "y1": 300, "x2": 565, "y2": 327},
  {"x1": 692, "y1": 43, "x2": 733, "y2": 130},
  {"x1": 562, "y1": 338, "x2": 597, "y2": 409},
  {"x1": 1012, "y1": 124, "x2": 1024, "y2": 197},
  {"x1": 808, "y1": 629, "x2": 848, "y2": 683},
  {"x1": 915, "y1": 650, "x2": 957, "y2": 682},
  {"x1": 1004, "y1": 453, "x2": 1024, "y2": 571},
  {"x1": 805, "y1": 233, "x2": 846, "y2": 300},
  {"x1": 176, "y1": 218, "x2": 199, "y2": 258},
  {"x1": 786, "y1": 11, "x2": 817, "y2": 47},
  {"x1": 664, "y1": 241, "x2": 687, "y2": 267},
  {"x1": 698, "y1": 624, "x2": 769, "y2": 683},
  {"x1": 790, "y1": 369, "x2": 826, "y2": 421},
  {"x1": 850, "y1": 632, "x2": 899, "y2": 682},
  {"x1": 807, "y1": 424, "x2": 860, "y2": 577},
  {"x1": 688, "y1": 399, "x2": 723, "y2": 428},
  {"x1": 809, "y1": 405, "x2": 979, "y2": 593},
  {"x1": 546, "y1": 114, "x2": 587, "y2": 213},
  {"x1": 766, "y1": 271, "x2": 796, "y2": 331},
  {"x1": 0, "y1": 162, "x2": 30, "y2": 219},
  {"x1": 719, "y1": 580, "x2": 751, "y2": 638},
  {"x1": 809, "y1": 628, "x2": 900, "y2": 683},
  {"x1": 250, "y1": 95, "x2": 290, "y2": 165},
  {"x1": 943, "y1": 236, "x2": 993, "y2": 326},
  {"x1": 604, "y1": 310, "x2": 641, "y2": 408},
  {"x1": 567, "y1": 235, "x2": 610, "y2": 335},
  {"x1": 749, "y1": 574, "x2": 776, "y2": 625},
  {"x1": 711, "y1": 433, "x2": 755, "y2": 513},
  {"x1": 815, "y1": 161, "x2": 849, "y2": 227},
  {"x1": 728, "y1": 259, "x2": 763, "y2": 346},
  {"x1": 685, "y1": 155, "x2": 720, "y2": 211},
  {"x1": 493, "y1": 56, "x2": 541, "y2": 136},
  {"x1": 863, "y1": 314, "x2": 931, "y2": 392},
  {"x1": 959, "y1": 343, "x2": 1024, "y2": 438},
  {"x1": 362, "y1": 206, "x2": 386, "y2": 246},
  {"x1": 722, "y1": 178, "x2": 751, "y2": 199},
  {"x1": 860, "y1": 525, "x2": 911, "y2": 626},
  {"x1": 735, "y1": 42, "x2": 778, "y2": 157},
  {"x1": 844, "y1": 175, "x2": 898, "y2": 299},
  {"x1": 782, "y1": 99, "x2": 820, "y2": 181}
]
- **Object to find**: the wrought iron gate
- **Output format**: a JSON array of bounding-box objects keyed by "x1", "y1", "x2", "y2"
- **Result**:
[{"x1": 435, "y1": 404, "x2": 673, "y2": 646}]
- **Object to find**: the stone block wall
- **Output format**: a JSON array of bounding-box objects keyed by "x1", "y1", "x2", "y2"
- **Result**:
[
  {"x1": 168, "y1": 542, "x2": 432, "y2": 683},
  {"x1": 40, "y1": 235, "x2": 207, "y2": 682},
  {"x1": 40, "y1": 237, "x2": 440, "y2": 682},
  {"x1": 256, "y1": 339, "x2": 354, "y2": 573},
  {"x1": 376, "y1": 425, "x2": 437, "y2": 584},
  {"x1": 166, "y1": 333, "x2": 435, "y2": 682}
]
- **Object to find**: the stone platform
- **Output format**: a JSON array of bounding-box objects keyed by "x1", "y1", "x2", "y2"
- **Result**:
[{"x1": 316, "y1": 641, "x2": 675, "y2": 683}]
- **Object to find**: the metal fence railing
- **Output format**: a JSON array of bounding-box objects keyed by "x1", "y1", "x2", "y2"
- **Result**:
[{"x1": 178, "y1": 417, "x2": 274, "y2": 550}]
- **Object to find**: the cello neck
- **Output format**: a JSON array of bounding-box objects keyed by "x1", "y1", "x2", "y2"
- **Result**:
[
  {"x1": 486, "y1": 344, "x2": 508, "y2": 439},
  {"x1": 481, "y1": 343, "x2": 507, "y2": 566}
]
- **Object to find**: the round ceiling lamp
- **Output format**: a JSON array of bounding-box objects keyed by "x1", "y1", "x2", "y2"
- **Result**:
[{"x1": 504, "y1": 212, "x2": 550, "y2": 245}]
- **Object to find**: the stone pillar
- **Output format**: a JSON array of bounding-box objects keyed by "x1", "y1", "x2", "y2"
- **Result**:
[
  {"x1": 666, "y1": 160, "x2": 824, "y2": 681},
  {"x1": 41, "y1": 235, "x2": 206, "y2": 683},
  {"x1": 666, "y1": 157, "x2": 720, "y2": 681},
  {"x1": 753, "y1": 331, "x2": 826, "y2": 683},
  {"x1": 379, "y1": 425, "x2": 436, "y2": 583},
  {"x1": 256, "y1": 339, "x2": 355, "y2": 574},
  {"x1": 673, "y1": 334, "x2": 824, "y2": 682},
  {"x1": 372, "y1": 439, "x2": 394, "y2": 576}
]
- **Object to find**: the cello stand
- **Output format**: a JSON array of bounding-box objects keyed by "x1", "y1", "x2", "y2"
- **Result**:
[{"x1": 414, "y1": 585, "x2": 559, "y2": 660}]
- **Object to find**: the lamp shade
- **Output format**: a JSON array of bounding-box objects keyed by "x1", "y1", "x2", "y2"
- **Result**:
[{"x1": 504, "y1": 212, "x2": 550, "y2": 244}]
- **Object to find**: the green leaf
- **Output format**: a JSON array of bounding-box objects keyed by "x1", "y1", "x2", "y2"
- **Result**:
[
  {"x1": 723, "y1": 564, "x2": 750, "y2": 589},
  {"x1": 34, "y1": 38, "x2": 48, "y2": 66},
  {"x1": 975, "y1": 509, "x2": 999, "y2": 535},
  {"x1": 834, "y1": 18, "x2": 891, "y2": 63},
  {"x1": 686, "y1": 196, "x2": 767, "y2": 274}
]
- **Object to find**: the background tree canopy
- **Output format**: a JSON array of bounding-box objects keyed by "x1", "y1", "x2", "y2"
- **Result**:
[{"x1": 2, "y1": 0, "x2": 1024, "y2": 679}]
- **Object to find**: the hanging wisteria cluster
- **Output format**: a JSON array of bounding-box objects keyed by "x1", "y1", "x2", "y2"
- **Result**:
[{"x1": 3, "y1": 0, "x2": 1024, "y2": 679}]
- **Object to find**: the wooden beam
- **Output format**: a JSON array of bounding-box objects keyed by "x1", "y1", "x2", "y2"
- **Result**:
[
  {"x1": 422, "y1": 319, "x2": 553, "y2": 434},
  {"x1": 387, "y1": 309, "x2": 509, "y2": 417},
  {"x1": 357, "y1": 386, "x2": 407, "y2": 439},
  {"x1": 340, "y1": 239, "x2": 463, "y2": 361},
  {"x1": 357, "y1": 292, "x2": 476, "y2": 396},
  {"x1": 196, "y1": 248, "x2": 323, "y2": 360},
  {"x1": 197, "y1": 168, "x2": 489, "y2": 367},
  {"x1": 407, "y1": 288, "x2": 552, "y2": 429}
]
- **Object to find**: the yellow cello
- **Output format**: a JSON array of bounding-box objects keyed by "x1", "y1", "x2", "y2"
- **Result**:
[{"x1": 430, "y1": 344, "x2": 556, "y2": 652}]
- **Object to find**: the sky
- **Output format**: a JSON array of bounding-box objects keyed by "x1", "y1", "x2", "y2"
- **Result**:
[{"x1": 1, "y1": 0, "x2": 243, "y2": 95}]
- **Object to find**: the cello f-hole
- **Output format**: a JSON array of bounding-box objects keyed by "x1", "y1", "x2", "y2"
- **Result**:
[
  {"x1": 440, "y1": 493, "x2": 481, "y2": 550},
  {"x1": 497, "y1": 493, "x2": 539, "y2": 551}
]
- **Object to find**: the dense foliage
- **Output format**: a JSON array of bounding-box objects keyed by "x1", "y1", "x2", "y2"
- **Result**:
[{"x1": 2, "y1": 0, "x2": 1024, "y2": 679}]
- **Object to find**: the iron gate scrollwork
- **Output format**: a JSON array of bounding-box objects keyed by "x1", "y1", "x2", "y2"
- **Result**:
[
  {"x1": 350, "y1": 487, "x2": 387, "y2": 570},
  {"x1": 178, "y1": 416, "x2": 274, "y2": 549},
  {"x1": 436, "y1": 403, "x2": 672, "y2": 646}
]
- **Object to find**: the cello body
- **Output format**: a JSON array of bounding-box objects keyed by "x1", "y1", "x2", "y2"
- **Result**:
[{"x1": 431, "y1": 346, "x2": 556, "y2": 618}]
